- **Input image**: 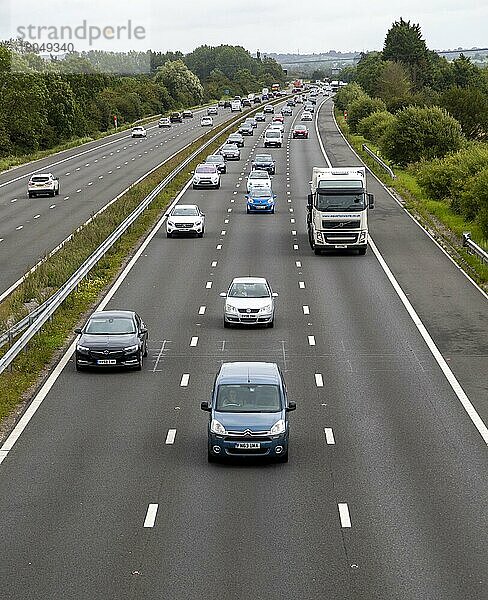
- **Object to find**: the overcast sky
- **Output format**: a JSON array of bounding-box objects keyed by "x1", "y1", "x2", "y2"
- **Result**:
[{"x1": 2, "y1": 0, "x2": 487, "y2": 54}]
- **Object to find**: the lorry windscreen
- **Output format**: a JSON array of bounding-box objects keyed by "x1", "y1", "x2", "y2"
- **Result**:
[{"x1": 316, "y1": 192, "x2": 366, "y2": 211}]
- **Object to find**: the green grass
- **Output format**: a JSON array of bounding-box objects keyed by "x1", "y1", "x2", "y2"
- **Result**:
[
  {"x1": 335, "y1": 111, "x2": 488, "y2": 286},
  {"x1": 0, "y1": 110, "x2": 248, "y2": 425}
]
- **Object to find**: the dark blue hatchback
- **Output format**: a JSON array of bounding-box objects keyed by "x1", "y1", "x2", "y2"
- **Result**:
[{"x1": 201, "y1": 362, "x2": 296, "y2": 463}]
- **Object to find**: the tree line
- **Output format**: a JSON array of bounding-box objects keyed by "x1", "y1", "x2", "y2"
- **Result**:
[
  {"x1": 0, "y1": 43, "x2": 286, "y2": 157},
  {"x1": 335, "y1": 18, "x2": 488, "y2": 237}
]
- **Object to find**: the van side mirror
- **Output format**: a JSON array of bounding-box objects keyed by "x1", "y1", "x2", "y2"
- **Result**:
[
  {"x1": 286, "y1": 401, "x2": 297, "y2": 412},
  {"x1": 201, "y1": 401, "x2": 211, "y2": 411},
  {"x1": 307, "y1": 193, "x2": 313, "y2": 206},
  {"x1": 368, "y1": 193, "x2": 375, "y2": 209},
  {"x1": 272, "y1": 292, "x2": 278, "y2": 297}
]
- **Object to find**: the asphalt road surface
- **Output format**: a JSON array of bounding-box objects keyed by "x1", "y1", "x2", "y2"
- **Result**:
[{"x1": 0, "y1": 95, "x2": 486, "y2": 600}]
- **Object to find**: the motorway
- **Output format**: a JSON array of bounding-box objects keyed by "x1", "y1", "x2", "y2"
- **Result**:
[
  {"x1": 0, "y1": 95, "x2": 487, "y2": 599},
  {"x1": 0, "y1": 104, "x2": 244, "y2": 299}
]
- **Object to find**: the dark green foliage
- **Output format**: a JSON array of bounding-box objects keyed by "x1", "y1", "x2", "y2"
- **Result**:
[
  {"x1": 357, "y1": 111, "x2": 396, "y2": 144},
  {"x1": 347, "y1": 96, "x2": 386, "y2": 132},
  {"x1": 355, "y1": 52, "x2": 384, "y2": 96},
  {"x1": 380, "y1": 105, "x2": 464, "y2": 166},
  {"x1": 439, "y1": 86, "x2": 488, "y2": 140},
  {"x1": 333, "y1": 82, "x2": 366, "y2": 112}
]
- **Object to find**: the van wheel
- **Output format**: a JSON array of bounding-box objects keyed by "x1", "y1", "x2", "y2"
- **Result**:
[
  {"x1": 223, "y1": 319, "x2": 230, "y2": 328},
  {"x1": 166, "y1": 232, "x2": 172, "y2": 238}
]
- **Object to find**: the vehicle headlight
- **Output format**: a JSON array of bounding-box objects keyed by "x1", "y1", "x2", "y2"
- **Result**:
[
  {"x1": 260, "y1": 304, "x2": 272, "y2": 313},
  {"x1": 210, "y1": 419, "x2": 226, "y2": 435},
  {"x1": 124, "y1": 345, "x2": 139, "y2": 353},
  {"x1": 76, "y1": 345, "x2": 90, "y2": 352},
  {"x1": 358, "y1": 230, "x2": 367, "y2": 242},
  {"x1": 225, "y1": 304, "x2": 238, "y2": 313},
  {"x1": 194, "y1": 220, "x2": 202, "y2": 226},
  {"x1": 167, "y1": 220, "x2": 174, "y2": 227},
  {"x1": 270, "y1": 419, "x2": 286, "y2": 435},
  {"x1": 248, "y1": 198, "x2": 254, "y2": 204},
  {"x1": 316, "y1": 231, "x2": 324, "y2": 242}
]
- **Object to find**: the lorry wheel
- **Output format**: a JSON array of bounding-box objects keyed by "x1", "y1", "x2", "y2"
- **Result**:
[
  {"x1": 358, "y1": 247, "x2": 367, "y2": 255},
  {"x1": 28, "y1": 192, "x2": 33, "y2": 198},
  {"x1": 314, "y1": 248, "x2": 322, "y2": 256}
]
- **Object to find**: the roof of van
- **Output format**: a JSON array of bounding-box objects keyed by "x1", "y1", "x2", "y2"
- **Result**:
[{"x1": 217, "y1": 362, "x2": 280, "y2": 385}]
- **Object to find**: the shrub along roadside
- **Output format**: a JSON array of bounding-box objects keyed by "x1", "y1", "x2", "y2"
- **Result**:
[
  {"x1": 334, "y1": 110, "x2": 488, "y2": 287},
  {"x1": 0, "y1": 108, "x2": 254, "y2": 429}
]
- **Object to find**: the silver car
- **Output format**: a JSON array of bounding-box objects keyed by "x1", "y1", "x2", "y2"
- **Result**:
[
  {"x1": 220, "y1": 143, "x2": 240, "y2": 160},
  {"x1": 220, "y1": 277, "x2": 277, "y2": 328}
]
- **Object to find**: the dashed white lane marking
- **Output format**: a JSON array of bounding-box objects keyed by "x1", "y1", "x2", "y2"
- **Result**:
[
  {"x1": 49, "y1": 204, "x2": 55, "y2": 209},
  {"x1": 108, "y1": 170, "x2": 113, "y2": 174},
  {"x1": 289, "y1": 208, "x2": 294, "y2": 212},
  {"x1": 324, "y1": 428, "x2": 335, "y2": 444},
  {"x1": 224, "y1": 219, "x2": 229, "y2": 224},
  {"x1": 315, "y1": 373, "x2": 324, "y2": 387},
  {"x1": 338, "y1": 503, "x2": 351, "y2": 528},
  {"x1": 199, "y1": 306, "x2": 206, "y2": 315},
  {"x1": 180, "y1": 374, "x2": 190, "y2": 387},
  {"x1": 308, "y1": 335, "x2": 316, "y2": 346},
  {"x1": 221, "y1": 230, "x2": 226, "y2": 235},
  {"x1": 143, "y1": 504, "x2": 158, "y2": 528},
  {"x1": 293, "y1": 244, "x2": 299, "y2": 250},
  {"x1": 116, "y1": 166, "x2": 121, "y2": 169},
  {"x1": 0, "y1": 239, "x2": 3, "y2": 242},
  {"x1": 211, "y1": 261, "x2": 217, "y2": 267},
  {"x1": 292, "y1": 230, "x2": 297, "y2": 235},
  {"x1": 303, "y1": 305, "x2": 310, "y2": 315},
  {"x1": 296, "y1": 261, "x2": 301, "y2": 267},
  {"x1": 76, "y1": 189, "x2": 81, "y2": 193},
  {"x1": 165, "y1": 429, "x2": 177, "y2": 444},
  {"x1": 65, "y1": 172, "x2": 70, "y2": 176},
  {"x1": 10, "y1": 199, "x2": 17, "y2": 203},
  {"x1": 64, "y1": 196, "x2": 69, "y2": 200},
  {"x1": 290, "y1": 218, "x2": 295, "y2": 223},
  {"x1": 99, "y1": 175, "x2": 103, "y2": 179},
  {"x1": 34, "y1": 214, "x2": 40, "y2": 219},
  {"x1": 206, "y1": 281, "x2": 213, "y2": 289},
  {"x1": 230, "y1": 199, "x2": 235, "y2": 203},
  {"x1": 216, "y1": 244, "x2": 222, "y2": 250},
  {"x1": 227, "y1": 208, "x2": 232, "y2": 213},
  {"x1": 16, "y1": 225, "x2": 23, "y2": 230},
  {"x1": 299, "y1": 281, "x2": 305, "y2": 289},
  {"x1": 190, "y1": 336, "x2": 198, "y2": 347},
  {"x1": 87, "y1": 182, "x2": 93, "y2": 186}
]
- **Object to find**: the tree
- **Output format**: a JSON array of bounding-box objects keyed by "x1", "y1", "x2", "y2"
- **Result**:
[
  {"x1": 380, "y1": 105, "x2": 464, "y2": 165},
  {"x1": 347, "y1": 96, "x2": 386, "y2": 132},
  {"x1": 450, "y1": 55, "x2": 483, "y2": 89},
  {"x1": 355, "y1": 52, "x2": 384, "y2": 96},
  {"x1": 376, "y1": 61, "x2": 411, "y2": 108},
  {"x1": 382, "y1": 18, "x2": 432, "y2": 89},
  {"x1": 357, "y1": 111, "x2": 396, "y2": 144},
  {"x1": 333, "y1": 82, "x2": 366, "y2": 112},
  {"x1": 155, "y1": 60, "x2": 204, "y2": 107},
  {"x1": 439, "y1": 86, "x2": 488, "y2": 140}
]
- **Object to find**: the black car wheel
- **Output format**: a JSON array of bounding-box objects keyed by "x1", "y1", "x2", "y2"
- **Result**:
[
  {"x1": 276, "y1": 451, "x2": 289, "y2": 463},
  {"x1": 135, "y1": 350, "x2": 143, "y2": 371},
  {"x1": 223, "y1": 318, "x2": 230, "y2": 328},
  {"x1": 208, "y1": 450, "x2": 219, "y2": 463},
  {"x1": 143, "y1": 341, "x2": 148, "y2": 358}
]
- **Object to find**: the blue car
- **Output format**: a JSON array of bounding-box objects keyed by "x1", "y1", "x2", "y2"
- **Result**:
[
  {"x1": 201, "y1": 362, "x2": 296, "y2": 463},
  {"x1": 246, "y1": 187, "x2": 276, "y2": 214}
]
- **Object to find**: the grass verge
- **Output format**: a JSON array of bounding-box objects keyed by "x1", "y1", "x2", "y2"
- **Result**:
[
  {"x1": 335, "y1": 111, "x2": 488, "y2": 287},
  {"x1": 0, "y1": 107, "x2": 252, "y2": 431}
]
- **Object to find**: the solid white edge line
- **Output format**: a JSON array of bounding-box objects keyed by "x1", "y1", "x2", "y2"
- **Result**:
[
  {"x1": 318, "y1": 100, "x2": 488, "y2": 446},
  {"x1": 324, "y1": 428, "x2": 335, "y2": 444},
  {"x1": 165, "y1": 429, "x2": 177, "y2": 444},
  {"x1": 143, "y1": 503, "x2": 159, "y2": 528},
  {"x1": 315, "y1": 373, "x2": 323, "y2": 387},
  {"x1": 0, "y1": 179, "x2": 193, "y2": 467},
  {"x1": 338, "y1": 503, "x2": 351, "y2": 527}
]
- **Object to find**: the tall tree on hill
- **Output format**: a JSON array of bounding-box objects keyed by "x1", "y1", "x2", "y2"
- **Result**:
[{"x1": 382, "y1": 18, "x2": 432, "y2": 89}]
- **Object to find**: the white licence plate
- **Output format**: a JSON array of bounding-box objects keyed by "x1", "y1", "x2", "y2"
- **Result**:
[
  {"x1": 235, "y1": 442, "x2": 260, "y2": 449},
  {"x1": 335, "y1": 244, "x2": 348, "y2": 248},
  {"x1": 97, "y1": 359, "x2": 116, "y2": 365}
]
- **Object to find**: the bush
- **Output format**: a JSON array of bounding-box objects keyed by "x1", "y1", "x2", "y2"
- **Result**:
[
  {"x1": 380, "y1": 105, "x2": 464, "y2": 166},
  {"x1": 333, "y1": 82, "x2": 366, "y2": 112},
  {"x1": 347, "y1": 97, "x2": 386, "y2": 132},
  {"x1": 460, "y1": 168, "x2": 488, "y2": 230},
  {"x1": 357, "y1": 110, "x2": 396, "y2": 144}
]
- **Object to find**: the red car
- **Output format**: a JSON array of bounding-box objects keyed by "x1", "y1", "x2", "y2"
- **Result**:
[
  {"x1": 272, "y1": 114, "x2": 285, "y2": 124},
  {"x1": 293, "y1": 125, "x2": 309, "y2": 139}
]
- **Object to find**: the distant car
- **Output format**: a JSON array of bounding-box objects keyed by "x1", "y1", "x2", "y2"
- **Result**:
[
  {"x1": 183, "y1": 110, "x2": 194, "y2": 118},
  {"x1": 273, "y1": 114, "x2": 284, "y2": 124},
  {"x1": 245, "y1": 117, "x2": 257, "y2": 128},
  {"x1": 268, "y1": 122, "x2": 284, "y2": 133},
  {"x1": 170, "y1": 112, "x2": 183, "y2": 123},
  {"x1": 255, "y1": 112, "x2": 266, "y2": 122},
  {"x1": 239, "y1": 122, "x2": 254, "y2": 136},
  {"x1": 246, "y1": 187, "x2": 276, "y2": 214},
  {"x1": 286, "y1": 99, "x2": 295, "y2": 107},
  {"x1": 281, "y1": 106, "x2": 292, "y2": 116},
  {"x1": 304, "y1": 104, "x2": 314, "y2": 113},
  {"x1": 166, "y1": 204, "x2": 205, "y2": 238},
  {"x1": 253, "y1": 96, "x2": 262, "y2": 104},
  {"x1": 201, "y1": 116, "x2": 213, "y2": 126},
  {"x1": 293, "y1": 125, "x2": 309, "y2": 138},
  {"x1": 263, "y1": 104, "x2": 274, "y2": 114},
  {"x1": 242, "y1": 98, "x2": 251, "y2": 107},
  {"x1": 201, "y1": 361, "x2": 296, "y2": 463},
  {"x1": 223, "y1": 100, "x2": 232, "y2": 108},
  {"x1": 207, "y1": 105, "x2": 218, "y2": 115},
  {"x1": 251, "y1": 153, "x2": 275, "y2": 174},
  {"x1": 247, "y1": 170, "x2": 272, "y2": 192},
  {"x1": 220, "y1": 277, "x2": 278, "y2": 328},
  {"x1": 301, "y1": 111, "x2": 313, "y2": 121},
  {"x1": 227, "y1": 132, "x2": 244, "y2": 147},
  {"x1": 205, "y1": 153, "x2": 227, "y2": 173},
  {"x1": 220, "y1": 143, "x2": 240, "y2": 161},
  {"x1": 192, "y1": 164, "x2": 220, "y2": 189},
  {"x1": 231, "y1": 100, "x2": 242, "y2": 112},
  {"x1": 28, "y1": 173, "x2": 59, "y2": 198},
  {"x1": 158, "y1": 117, "x2": 171, "y2": 128},
  {"x1": 295, "y1": 96, "x2": 303, "y2": 104},
  {"x1": 131, "y1": 126, "x2": 147, "y2": 138},
  {"x1": 74, "y1": 310, "x2": 148, "y2": 371}
]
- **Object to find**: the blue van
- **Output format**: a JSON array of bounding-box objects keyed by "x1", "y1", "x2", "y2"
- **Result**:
[{"x1": 201, "y1": 362, "x2": 296, "y2": 463}]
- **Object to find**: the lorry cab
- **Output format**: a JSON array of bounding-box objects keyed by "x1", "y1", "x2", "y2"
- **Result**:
[{"x1": 307, "y1": 167, "x2": 374, "y2": 255}]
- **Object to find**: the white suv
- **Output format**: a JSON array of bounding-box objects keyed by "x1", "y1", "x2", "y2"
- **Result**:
[
  {"x1": 192, "y1": 164, "x2": 221, "y2": 189},
  {"x1": 131, "y1": 126, "x2": 147, "y2": 138},
  {"x1": 264, "y1": 129, "x2": 283, "y2": 148},
  {"x1": 166, "y1": 204, "x2": 205, "y2": 238},
  {"x1": 28, "y1": 173, "x2": 60, "y2": 198}
]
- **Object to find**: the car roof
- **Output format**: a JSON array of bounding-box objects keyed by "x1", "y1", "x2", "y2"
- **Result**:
[
  {"x1": 31, "y1": 173, "x2": 53, "y2": 177},
  {"x1": 91, "y1": 310, "x2": 135, "y2": 319},
  {"x1": 231, "y1": 276, "x2": 268, "y2": 284},
  {"x1": 172, "y1": 204, "x2": 198, "y2": 210},
  {"x1": 217, "y1": 362, "x2": 280, "y2": 385}
]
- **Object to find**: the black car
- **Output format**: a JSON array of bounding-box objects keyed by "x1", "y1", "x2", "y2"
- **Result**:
[
  {"x1": 75, "y1": 310, "x2": 148, "y2": 371},
  {"x1": 242, "y1": 98, "x2": 252, "y2": 107},
  {"x1": 182, "y1": 110, "x2": 193, "y2": 118},
  {"x1": 223, "y1": 100, "x2": 232, "y2": 108},
  {"x1": 253, "y1": 96, "x2": 262, "y2": 104},
  {"x1": 239, "y1": 123, "x2": 254, "y2": 136},
  {"x1": 170, "y1": 112, "x2": 183, "y2": 123},
  {"x1": 251, "y1": 153, "x2": 276, "y2": 175}
]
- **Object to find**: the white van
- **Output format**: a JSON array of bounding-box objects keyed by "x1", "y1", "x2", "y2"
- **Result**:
[
  {"x1": 264, "y1": 128, "x2": 283, "y2": 148},
  {"x1": 231, "y1": 100, "x2": 242, "y2": 112}
]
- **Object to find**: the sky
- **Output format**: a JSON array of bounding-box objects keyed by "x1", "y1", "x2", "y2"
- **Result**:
[{"x1": 1, "y1": 0, "x2": 488, "y2": 55}]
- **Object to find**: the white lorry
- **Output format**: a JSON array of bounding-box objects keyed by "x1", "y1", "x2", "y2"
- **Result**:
[{"x1": 307, "y1": 167, "x2": 374, "y2": 255}]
